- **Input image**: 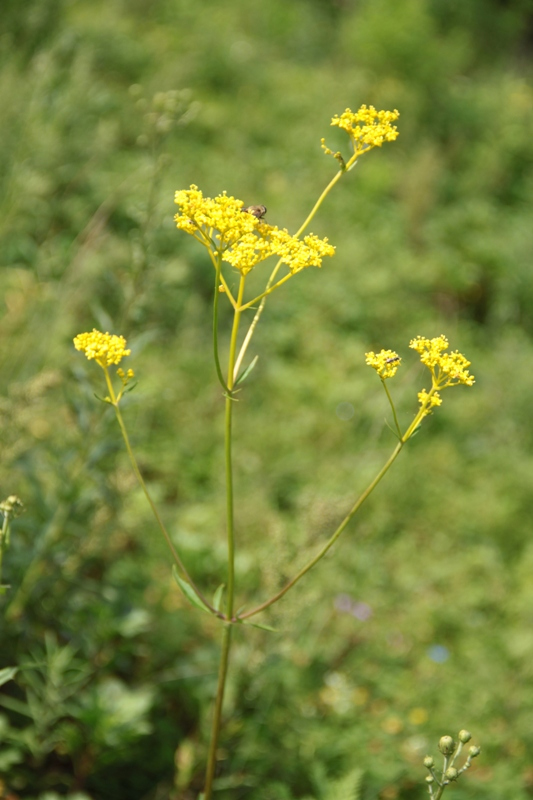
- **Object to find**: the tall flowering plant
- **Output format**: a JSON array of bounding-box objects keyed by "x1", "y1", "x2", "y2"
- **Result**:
[{"x1": 74, "y1": 106, "x2": 478, "y2": 798}]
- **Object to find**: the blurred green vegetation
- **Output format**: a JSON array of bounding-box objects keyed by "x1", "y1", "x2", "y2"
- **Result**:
[{"x1": 1, "y1": 0, "x2": 533, "y2": 798}]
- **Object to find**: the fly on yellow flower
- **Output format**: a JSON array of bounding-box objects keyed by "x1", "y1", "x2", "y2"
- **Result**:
[
  {"x1": 365, "y1": 349, "x2": 402, "y2": 380},
  {"x1": 174, "y1": 185, "x2": 335, "y2": 277},
  {"x1": 366, "y1": 335, "x2": 474, "y2": 435}
]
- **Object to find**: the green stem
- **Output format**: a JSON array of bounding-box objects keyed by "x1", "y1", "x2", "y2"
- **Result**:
[
  {"x1": 294, "y1": 167, "x2": 345, "y2": 238},
  {"x1": 431, "y1": 741, "x2": 464, "y2": 800},
  {"x1": 402, "y1": 383, "x2": 439, "y2": 442},
  {"x1": 433, "y1": 757, "x2": 449, "y2": 800},
  {"x1": 240, "y1": 272, "x2": 293, "y2": 312},
  {"x1": 238, "y1": 439, "x2": 404, "y2": 620},
  {"x1": 234, "y1": 165, "x2": 347, "y2": 377},
  {"x1": 207, "y1": 246, "x2": 236, "y2": 308},
  {"x1": 103, "y1": 370, "x2": 220, "y2": 618},
  {"x1": 213, "y1": 253, "x2": 230, "y2": 393},
  {"x1": 0, "y1": 513, "x2": 8, "y2": 587},
  {"x1": 203, "y1": 276, "x2": 245, "y2": 799},
  {"x1": 223, "y1": 276, "x2": 245, "y2": 617},
  {"x1": 383, "y1": 380, "x2": 402, "y2": 439},
  {"x1": 203, "y1": 623, "x2": 233, "y2": 799}
]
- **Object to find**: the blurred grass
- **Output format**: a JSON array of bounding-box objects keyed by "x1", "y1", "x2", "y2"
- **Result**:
[{"x1": 1, "y1": 0, "x2": 533, "y2": 798}]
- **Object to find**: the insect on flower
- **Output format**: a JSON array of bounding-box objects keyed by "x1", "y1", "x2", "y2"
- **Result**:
[
  {"x1": 243, "y1": 204, "x2": 267, "y2": 219},
  {"x1": 386, "y1": 356, "x2": 400, "y2": 364}
]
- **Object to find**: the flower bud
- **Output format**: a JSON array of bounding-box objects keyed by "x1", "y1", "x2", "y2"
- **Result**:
[
  {"x1": 438, "y1": 735, "x2": 456, "y2": 755},
  {"x1": 423, "y1": 756, "x2": 434, "y2": 769},
  {"x1": 458, "y1": 729, "x2": 472, "y2": 743},
  {"x1": 425, "y1": 775, "x2": 434, "y2": 784},
  {"x1": 0, "y1": 495, "x2": 24, "y2": 518},
  {"x1": 469, "y1": 745, "x2": 481, "y2": 758},
  {"x1": 444, "y1": 767, "x2": 458, "y2": 781}
]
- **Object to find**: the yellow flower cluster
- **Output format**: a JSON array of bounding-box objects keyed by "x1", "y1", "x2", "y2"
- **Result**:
[
  {"x1": 174, "y1": 185, "x2": 258, "y2": 247},
  {"x1": 174, "y1": 185, "x2": 335, "y2": 276},
  {"x1": 366, "y1": 335, "x2": 474, "y2": 427},
  {"x1": 417, "y1": 388, "x2": 442, "y2": 410},
  {"x1": 410, "y1": 334, "x2": 474, "y2": 418},
  {"x1": 365, "y1": 349, "x2": 401, "y2": 379},
  {"x1": 224, "y1": 226, "x2": 335, "y2": 275},
  {"x1": 322, "y1": 105, "x2": 399, "y2": 164},
  {"x1": 331, "y1": 105, "x2": 399, "y2": 148},
  {"x1": 409, "y1": 335, "x2": 475, "y2": 388},
  {"x1": 117, "y1": 368, "x2": 135, "y2": 380},
  {"x1": 73, "y1": 330, "x2": 131, "y2": 369}
]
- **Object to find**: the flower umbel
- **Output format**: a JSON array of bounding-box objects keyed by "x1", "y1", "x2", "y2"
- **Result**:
[
  {"x1": 175, "y1": 185, "x2": 335, "y2": 277},
  {"x1": 365, "y1": 349, "x2": 402, "y2": 379},
  {"x1": 73, "y1": 330, "x2": 131, "y2": 369},
  {"x1": 223, "y1": 225, "x2": 335, "y2": 276},
  {"x1": 410, "y1": 334, "x2": 475, "y2": 420},
  {"x1": 366, "y1": 336, "x2": 474, "y2": 440},
  {"x1": 322, "y1": 105, "x2": 399, "y2": 167},
  {"x1": 410, "y1": 335, "x2": 475, "y2": 387},
  {"x1": 174, "y1": 185, "x2": 258, "y2": 249}
]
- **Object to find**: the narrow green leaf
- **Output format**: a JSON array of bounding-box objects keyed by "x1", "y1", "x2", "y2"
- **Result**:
[
  {"x1": 384, "y1": 419, "x2": 401, "y2": 440},
  {"x1": 0, "y1": 667, "x2": 18, "y2": 687},
  {"x1": 242, "y1": 620, "x2": 278, "y2": 633},
  {"x1": 212, "y1": 584, "x2": 225, "y2": 612},
  {"x1": 93, "y1": 393, "x2": 112, "y2": 404},
  {"x1": 172, "y1": 567, "x2": 211, "y2": 614},
  {"x1": 235, "y1": 355, "x2": 259, "y2": 386},
  {"x1": 0, "y1": 693, "x2": 32, "y2": 717}
]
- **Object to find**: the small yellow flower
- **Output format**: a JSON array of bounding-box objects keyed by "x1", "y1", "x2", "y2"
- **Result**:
[
  {"x1": 117, "y1": 367, "x2": 135, "y2": 383},
  {"x1": 365, "y1": 349, "x2": 402, "y2": 379},
  {"x1": 410, "y1": 335, "x2": 475, "y2": 387},
  {"x1": 408, "y1": 335, "x2": 474, "y2": 420},
  {"x1": 73, "y1": 330, "x2": 131, "y2": 369},
  {"x1": 323, "y1": 105, "x2": 399, "y2": 163},
  {"x1": 417, "y1": 389, "x2": 442, "y2": 417}
]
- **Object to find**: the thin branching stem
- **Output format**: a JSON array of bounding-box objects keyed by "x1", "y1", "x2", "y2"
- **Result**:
[
  {"x1": 0, "y1": 513, "x2": 9, "y2": 587},
  {"x1": 203, "y1": 623, "x2": 233, "y2": 800},
  {"x1": 213, "y1": 252, "x2": 230, "y2": 393},
  {"x1": 234, "y1": 165, "x2": 348, "y2": 377},
  {"x1": 203, "y1": 275, "x2": 246, "y2": 799},
  {"x1": 238, "y1": 439, "x2": 404, "y2": 620},
  {"x1": 382, "y1": 380, "x2": 402, "y2": 439}
]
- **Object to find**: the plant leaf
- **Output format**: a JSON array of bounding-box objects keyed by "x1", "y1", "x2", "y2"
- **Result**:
[
  {"x1": 212, "y1": 584, "x2": 225, "y2": 612},
  {"x1": 241, "y1": 620, "x2": 277, "y2": 633},
  {"x1": 235, "y1": 355, "x2": 259, "y2": 386},
  {"x1": 0, "y1": 667, "x2": 18, "y2": 687},
  {"x1": 172, "y1": 567, "x2": 211, "y2": 614}
]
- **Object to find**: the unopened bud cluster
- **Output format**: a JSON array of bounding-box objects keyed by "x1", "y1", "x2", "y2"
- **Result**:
[
  {"x1": 0, "y1": 496, "x2": 24, "y2": 519},
  {"x1": 424, "y1": 730, "x2": 480, "y2": 799},
  {"x1": 1, "y1": 495, "x2": 24, "y2": 592}
]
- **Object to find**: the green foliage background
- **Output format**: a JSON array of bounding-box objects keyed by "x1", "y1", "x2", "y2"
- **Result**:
[{"x1": 1, "y1": 0, "x2": 533, "y2": 798}]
